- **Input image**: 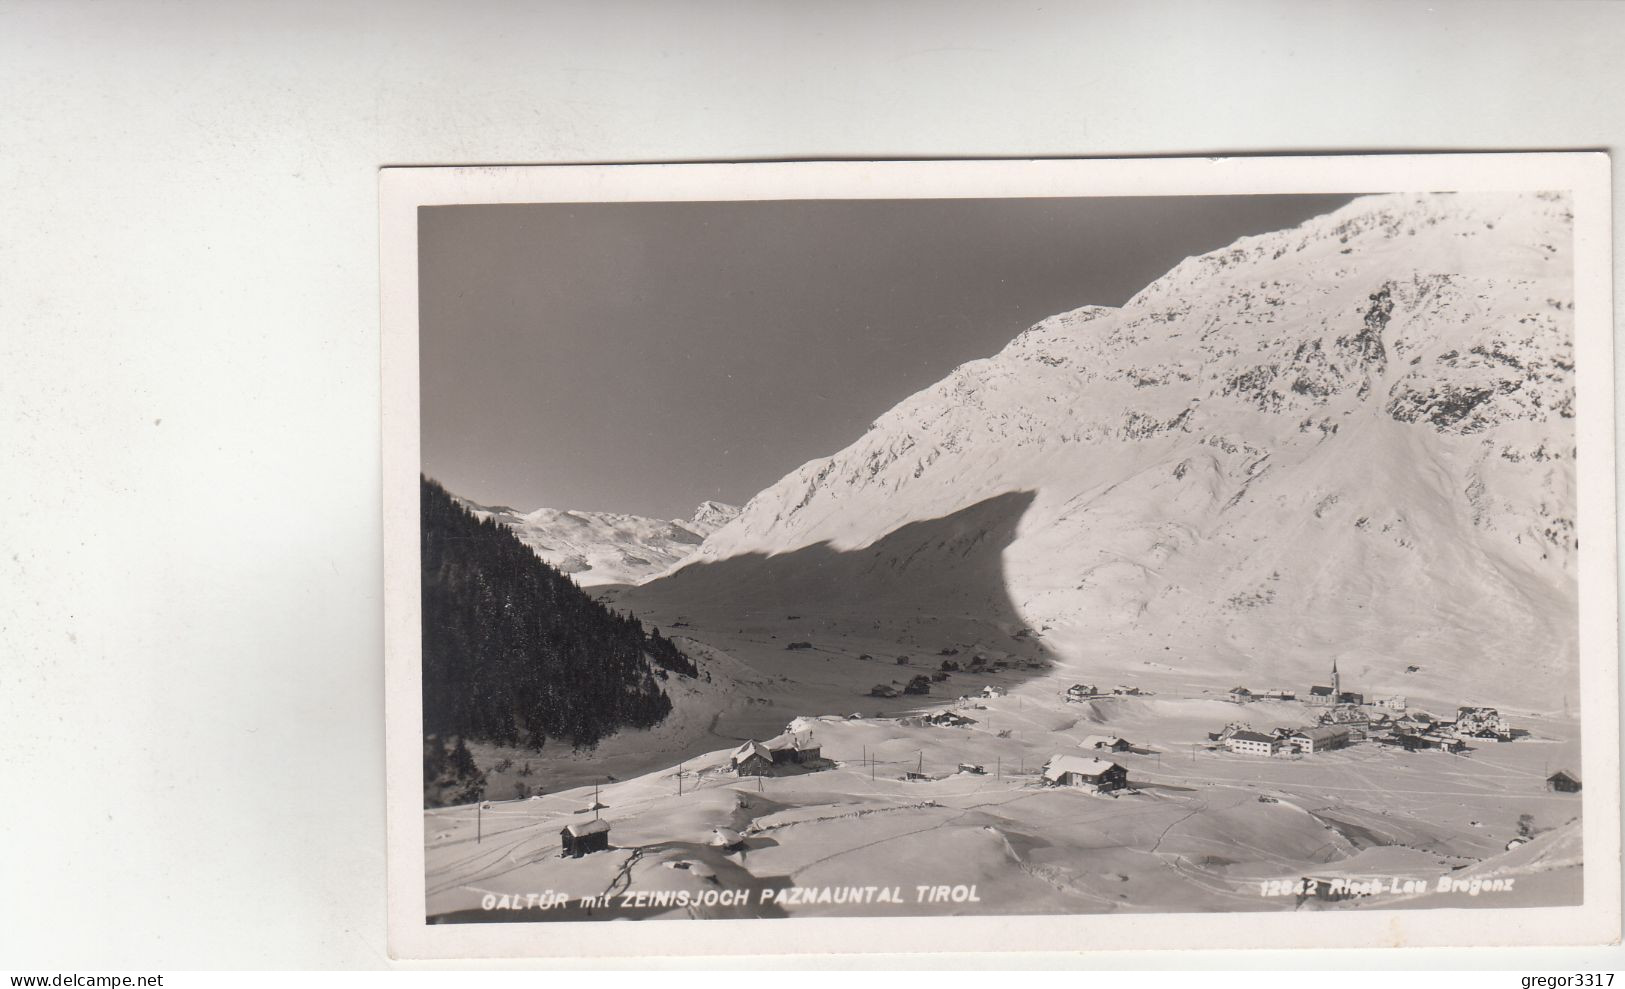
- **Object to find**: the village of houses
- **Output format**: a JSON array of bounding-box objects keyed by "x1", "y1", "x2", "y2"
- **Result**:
[
  {"x1": 427, "y1": 633, "x2": 1583, "y2": 921},
  {"x1": 1203, "y1": 658, "x2": 1565, "y2": 773},
  {"x1": 717, "y1": 653, "x2": 1576, "y2": 798}
]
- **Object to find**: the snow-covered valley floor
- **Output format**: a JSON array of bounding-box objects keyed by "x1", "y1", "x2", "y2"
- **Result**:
[{"x1": 426, "y1": 605, "x2": 1582, "y2": 922}]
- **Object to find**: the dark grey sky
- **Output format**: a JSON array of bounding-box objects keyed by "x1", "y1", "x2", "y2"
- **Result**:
[{"x1": 420, "y1": 193, "x2": 1356, "y2": 519}]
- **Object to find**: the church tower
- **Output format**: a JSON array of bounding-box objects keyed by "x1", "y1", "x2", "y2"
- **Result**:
[{"x1": 1331, "y1": 657, "x2": 1341, "y2": 699}]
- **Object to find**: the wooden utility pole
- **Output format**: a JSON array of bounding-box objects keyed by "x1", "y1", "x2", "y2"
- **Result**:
[{"x1": 477, "y1": 800, "x2": 482, "y2": 844}]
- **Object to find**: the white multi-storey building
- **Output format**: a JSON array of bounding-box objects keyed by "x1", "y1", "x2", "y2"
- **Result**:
[{"x1": 1225, "y1": 730, "x2": 1280, "y2": 756}]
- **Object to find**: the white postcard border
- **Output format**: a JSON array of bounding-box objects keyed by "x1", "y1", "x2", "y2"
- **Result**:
[{"x1": 381, "y1": 154, "x2": 1618, "y2": 960}]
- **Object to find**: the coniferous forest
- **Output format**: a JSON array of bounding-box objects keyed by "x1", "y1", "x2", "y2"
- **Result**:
[{"x1": 420, "y1": 476, "x2": 695, "y2": 795}]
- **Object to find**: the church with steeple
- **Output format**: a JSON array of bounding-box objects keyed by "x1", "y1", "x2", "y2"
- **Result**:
[{"x1": 1306, "y1": 657, "x2": 1362, "y2": 707}]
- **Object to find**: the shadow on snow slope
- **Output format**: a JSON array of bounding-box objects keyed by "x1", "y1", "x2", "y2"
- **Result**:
[{"x1": 621, "y1": 490, "x2": 1055, "y2": 666}]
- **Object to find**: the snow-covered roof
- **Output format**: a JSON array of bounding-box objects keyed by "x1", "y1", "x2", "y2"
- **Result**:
[
  {"x1": 1291, "y1": 725, "x2": 1350, "y2": 742},
  {"x1": 1079, "y1": 735, "x2": 1125, "y2": 749},
  {"x1": 763, "y1": 731, "x2": 816, "y2": 751},
  {"x1": 710, "y1": 827, "x2": 744, "y2": 846},
  {"x1": 564, "y1": 820, "x2": 611, "y2": 837},
  {"x1": 1042, "y1": 755, "x2": 1121, "y2": 781},
  {"x1": 1228, "y1": 730, "x2": 1277, "y2": 744},
  {"x1": 731, "y1": 740, "x2": 771, "y2": 763}
]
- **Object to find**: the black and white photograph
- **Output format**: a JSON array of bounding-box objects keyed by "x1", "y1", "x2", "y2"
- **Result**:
[
  {"x1": 13, "y1": 1, "x2": 1625, "y2": 977},
  {"x1": 383, "y1": 156, "x2": 1616, "y2": 956}
]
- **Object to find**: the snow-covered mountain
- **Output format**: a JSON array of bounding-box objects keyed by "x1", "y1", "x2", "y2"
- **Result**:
[
  {"x1": 644, "y1": 192, "x2": 1577, "y2": 707},
  {"x1": 458, "y1": 497, "x2": 740, "y2": 587}
]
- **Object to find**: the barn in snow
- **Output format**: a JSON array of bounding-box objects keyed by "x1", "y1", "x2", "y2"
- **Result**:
[
  {"x1": 710, "y1": 826, "x2": 746, "y2": 850},
  {"x1": 765, "y1": 731, "x2": 820, "y2": 766},
  {"x1": 730, "y1": 732, "x2": 824, "y2": 776},
  {"x1": 1079, "y1": 734, "x2": 1133, "y2": 752},
  {"x1": 560, "y1": 819, "x2": 611, "y2": 857},
  {"x1": 1547, "y1": 770, "x2": 1582, "y2": 793},
  {"x1": 729, "y1": 740, "x2": 774, "y2": 776},
  {"x1": 1042, "y1": 755, "x2": 1128, "y2": 792}
]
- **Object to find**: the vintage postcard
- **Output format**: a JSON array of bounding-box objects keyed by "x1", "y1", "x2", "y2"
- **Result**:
[{"x1": 381, "y1": 155, "x2": 1619, "y2": 958}]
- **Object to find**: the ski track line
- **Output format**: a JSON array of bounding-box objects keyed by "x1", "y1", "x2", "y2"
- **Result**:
[
  {"x1": 1148, "y1": 799, "x2": 1209, "y2": 855},
  {"x1": 427, "y1": 831, "x2": 553, "y2": 898},
  {"x1": 427, "y1": 816, "x2": 556, "y2": 876}
]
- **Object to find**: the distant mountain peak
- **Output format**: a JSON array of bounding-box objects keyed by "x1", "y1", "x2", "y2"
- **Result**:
[
  {"x1": 686, "y1": 500, "x2": 741, "y2": 531},
  {"x1": 451, "y1": 493, "x2": 742, "y2": 587}
]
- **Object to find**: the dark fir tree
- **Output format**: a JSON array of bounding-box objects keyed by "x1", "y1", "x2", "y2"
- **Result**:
[{"x1": 420, "y1": 476, "x2": 695, "y2": 805}]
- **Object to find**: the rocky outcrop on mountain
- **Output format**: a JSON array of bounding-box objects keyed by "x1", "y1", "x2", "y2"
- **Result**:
[{"x1": 648, "y1": 192, "x2": 1577, "y2": 706}]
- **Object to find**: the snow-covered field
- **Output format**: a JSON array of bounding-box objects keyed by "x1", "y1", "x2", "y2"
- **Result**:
[{"x1": 427, "y1": 608, "x2": 1582, "y2": 921}]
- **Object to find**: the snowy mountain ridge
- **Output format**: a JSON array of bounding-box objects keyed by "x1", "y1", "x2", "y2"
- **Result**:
[
  {"x1": 653, "y1": 192, "x2": 1577, "y2": 706},
  {"x1": 459, "y1": 497, "x2": 741, "y2": 587}
]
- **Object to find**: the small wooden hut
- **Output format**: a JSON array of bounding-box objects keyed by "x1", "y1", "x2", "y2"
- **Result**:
[
  {"x1": 560, "y1": 819, "x2": 611, "y2": 857},
  {"x1": 1547, "y1": 770, "x2": 1582, "y2": 793}
]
